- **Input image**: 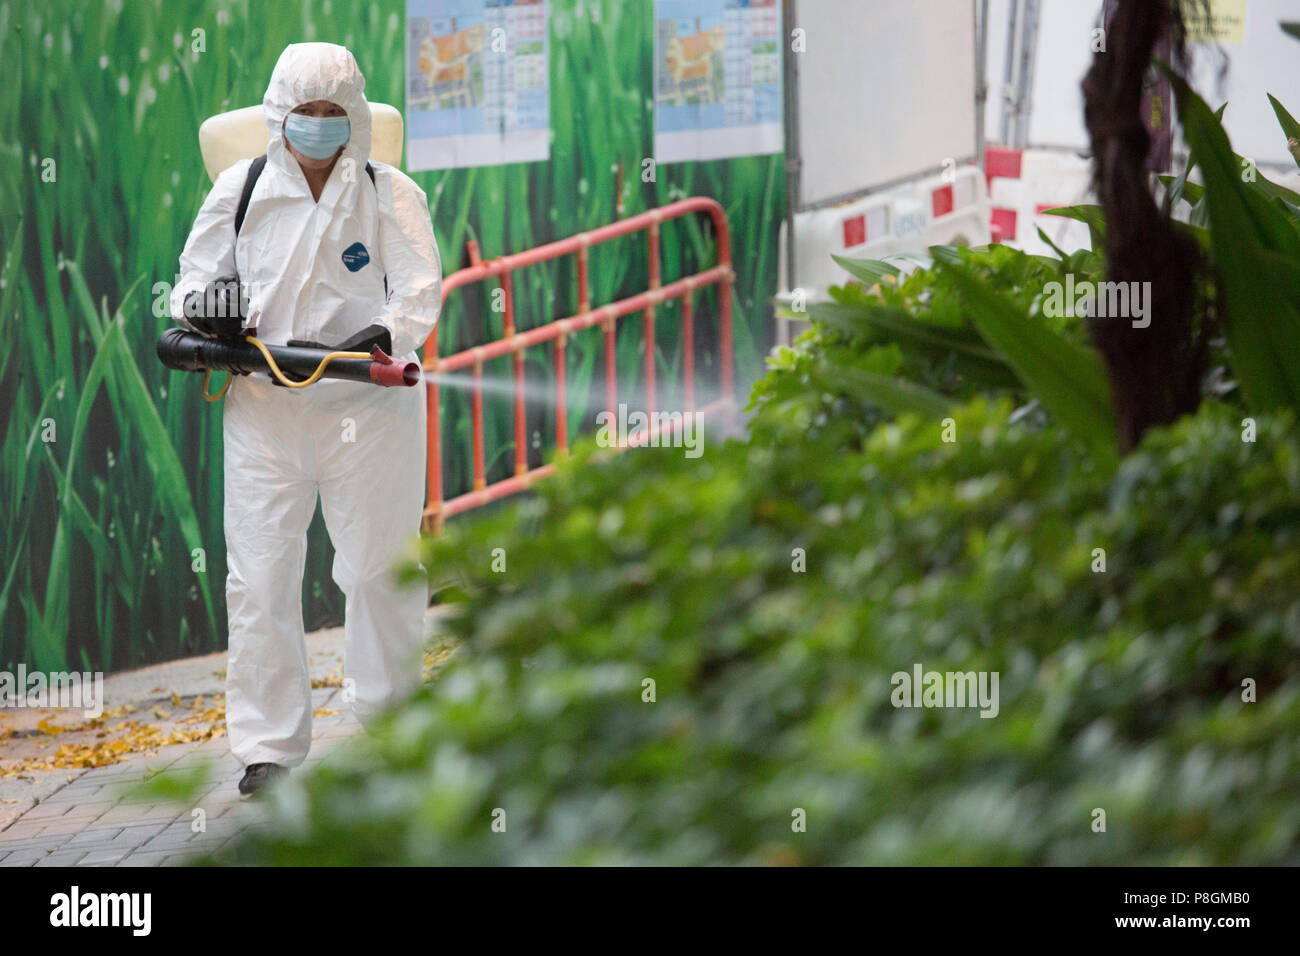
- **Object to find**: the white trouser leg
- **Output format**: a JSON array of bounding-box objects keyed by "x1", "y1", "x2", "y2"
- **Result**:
[
  {"x1": 222, "y1": 380, "x2": 319, "y2": 769},
  {"x1": 317, "y1": 381, "x2": 429, "y2": 728}
]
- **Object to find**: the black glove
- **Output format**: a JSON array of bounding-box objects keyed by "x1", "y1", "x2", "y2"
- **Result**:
[
  {"x1": 335, "y1": 323, "x2": 393, "y2": 355},
  {"x1": 287, "y1": 325, "x2": 391, "y2": 354},
  {"x1": 183, "y1": 276, "x2": 248, "y2": 339}
]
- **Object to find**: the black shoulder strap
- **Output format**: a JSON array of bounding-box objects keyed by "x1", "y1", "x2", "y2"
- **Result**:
[
  {"x1": 365, "y1": 162, "x2": 389, "y2": 302},
  {"x1": 234, "y1": 155, "x2": 267, "y2": 237},
  {"x1": 234, "y1": 156, "x2": 376, "y2": 237}
]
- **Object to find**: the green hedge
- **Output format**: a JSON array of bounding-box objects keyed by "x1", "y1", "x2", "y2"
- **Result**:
[{"x1": 223, "y1": 381, "x2": 1300, "y2": 864}]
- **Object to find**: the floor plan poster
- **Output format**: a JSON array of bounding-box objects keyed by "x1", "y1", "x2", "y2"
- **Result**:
[
  {"x1": 654, "y1": 0, "x2": 782, "y2": 164},
  {"x1": 406, "y1": 0, "x2": 550, "y2": 170}
]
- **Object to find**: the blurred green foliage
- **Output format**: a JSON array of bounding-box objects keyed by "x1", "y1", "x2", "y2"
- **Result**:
[
  {"x1": 756, "y1": 241, "x2": 1106, "y2": 454},
  {"x1": 225, "y1": 356, "x2": 1300, "y2": 863}
]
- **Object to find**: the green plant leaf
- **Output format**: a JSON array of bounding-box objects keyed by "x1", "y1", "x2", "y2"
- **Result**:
[
  {"x1": 1267, "y1": 93, "x2": 1300, "y2": 171},
  {"x1": 816, "y1": 363, "x2": 952, "y2": 419},
  {"x1": 1163, "y1": 101, "x2": 1228, "y2": 222},
  {"x1": 1035, "y1": 226, "x2": 1071, "y2": 262},
  {"x1": 1164, "y1": 65, "x2": 1300, "y2": 412},
  {"x1": 883, "y1": 252, "x2": 935, "y2": 270},
  {"x1": 927, "y1": 245, "x2": 965, "y2": 265},
  {"x1": 808, "y1": 302, "x2": 1001, "y2": 362},
  {"x1": 1159, "y1": 174, "x2": 1205, "y2": 206},
  {"x1": 940, "y1": 263, "x2": 1118, "y2": 467},
  {"x1": 831, "y1": 254, "x2": 901, "y2": 287},
  {"x1": 1042, "y1": 204, "x2": 1107, "y2": 249}
]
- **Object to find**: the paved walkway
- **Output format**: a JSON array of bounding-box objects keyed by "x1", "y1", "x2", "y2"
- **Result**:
[{"x1": 0, "y1": 612, "x2": 447, "y2": 866}]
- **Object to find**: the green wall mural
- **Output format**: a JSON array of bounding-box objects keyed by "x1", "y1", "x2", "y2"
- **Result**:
[{"x1": 0, "y1": 0, "x2": 784, "y2": 673}]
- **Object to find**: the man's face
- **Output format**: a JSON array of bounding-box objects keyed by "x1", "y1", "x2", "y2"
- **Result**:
[{"x1": 284, "y1": 99, "x2": 348, "y2": 169}]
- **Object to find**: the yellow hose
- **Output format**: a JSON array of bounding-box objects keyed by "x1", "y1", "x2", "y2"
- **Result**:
[
  {"x1": 201, "y1": 369, "x2": 233, "y2": 402},
  {"x1": 199, "y1": 334, "x2": 372, "y2": 400},
  {"x1": 244, "y1": 335, "x2": 372, "y2": 388}
]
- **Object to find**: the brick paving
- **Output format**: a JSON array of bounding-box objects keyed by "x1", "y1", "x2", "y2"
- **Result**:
[
  {"x1": 1, "y1": 611, "x2": 452, "y2": 866},
  {"x1": 0, "y1": 686, "x2": 361, "y2": 867}
]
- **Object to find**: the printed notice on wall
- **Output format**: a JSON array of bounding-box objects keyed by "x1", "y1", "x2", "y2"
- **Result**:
[
  {"x1": 653, "y1": 0, "x2": 783, "y2": 164},
  {"x1": 1184, "y1": 0, "x2": 1249, "y2": 44},
  {"x1": 406, "y1": 0, "x2": 550, "y2": 171}
]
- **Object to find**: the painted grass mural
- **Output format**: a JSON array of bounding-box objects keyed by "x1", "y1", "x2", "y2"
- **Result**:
[{"x1": 0, "y1": 0, "x2": 783, "y2": 673}]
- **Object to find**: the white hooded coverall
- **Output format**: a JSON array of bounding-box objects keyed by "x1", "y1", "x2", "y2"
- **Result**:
[{"x1": 170, "y1": 43, "x2": 441, "y2": 768}]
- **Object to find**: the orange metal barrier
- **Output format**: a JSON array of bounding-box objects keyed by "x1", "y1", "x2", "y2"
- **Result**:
[{"x1": 421, "y1": 197, "x2": 735, "y2": 533}]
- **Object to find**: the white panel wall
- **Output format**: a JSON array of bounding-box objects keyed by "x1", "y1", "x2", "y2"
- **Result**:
[
  {"x1": 982, "y1": 0, "x2": 1099, "y2": 150},
  {"x1": 793, "y1": 0, "x2": 978, "y2": 207}
]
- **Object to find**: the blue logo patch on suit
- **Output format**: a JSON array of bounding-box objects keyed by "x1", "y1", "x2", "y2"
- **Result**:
[{"x1": 341, "y1": 241, "x2": 370, "y2": 272}]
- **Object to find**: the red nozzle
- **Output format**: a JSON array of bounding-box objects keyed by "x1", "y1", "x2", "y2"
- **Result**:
[{"x1": 368, "y1": 346, "x2": 421, "y2": 387}]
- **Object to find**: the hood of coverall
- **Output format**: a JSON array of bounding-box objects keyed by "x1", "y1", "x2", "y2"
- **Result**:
[{"x1": 263, "y1": 42, "x2": 372, "y2": 172}]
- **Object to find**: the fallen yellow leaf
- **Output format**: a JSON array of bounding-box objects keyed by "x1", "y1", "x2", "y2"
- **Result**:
[
  {"x1": 0, "y1": 700, "x2": 228, "y2": 777},
  {"x1": 311, "y1": 666, "x2": 345, "y2": 689}
]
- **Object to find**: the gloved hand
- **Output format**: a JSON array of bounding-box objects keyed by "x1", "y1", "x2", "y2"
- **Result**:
[
  {"x1": 287, "y1": 323, "x2": 392, "y2": 355},
  {"x1": 183, "y1": 276, "x2": 248, "y2": 340},
  {"x1": 335, "y1": 323, "x2": 393, "y2": 355}
]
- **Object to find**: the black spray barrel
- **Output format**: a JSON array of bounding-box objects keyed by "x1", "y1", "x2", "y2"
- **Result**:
[{"x1": 156, "y1": 328, "x2": 420, "y2": 387}]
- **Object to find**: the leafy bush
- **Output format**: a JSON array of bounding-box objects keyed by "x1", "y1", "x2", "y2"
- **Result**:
[
  {"x1": 810, "y1": 80, "x2": 1300, "y2": 468},
  {"x1": 224, "y1": 381, "x2": 1300, "y2": 863},
  {"x1": 767, "y1": 240, "x2": 1124, "y2": 465},
  {"x1": 753, "y1": 242, "x2": 1098, "y2": 450}
]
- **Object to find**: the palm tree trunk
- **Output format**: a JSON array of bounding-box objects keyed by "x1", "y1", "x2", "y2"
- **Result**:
[{"x1": 1081, "y1": 0, "x2": 1207, "y2": 450}]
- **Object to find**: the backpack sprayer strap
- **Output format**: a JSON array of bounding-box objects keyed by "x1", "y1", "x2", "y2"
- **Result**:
[
  {"x1": 233, "y1": 155, "x2": 375, "y2": 235},
  {"x1": 233, "y1": 155, "x2": 389, "y2": 307}
]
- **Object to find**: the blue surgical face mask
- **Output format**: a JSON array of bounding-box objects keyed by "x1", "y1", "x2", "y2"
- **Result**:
[{"x1": 284, "y1": 113, "x2": 351, "y2": 160}]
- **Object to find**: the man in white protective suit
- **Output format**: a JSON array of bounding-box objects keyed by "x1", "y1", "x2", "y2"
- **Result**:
[{"x1": 170, "y1": 42, "x2": 441, "y2": 797}]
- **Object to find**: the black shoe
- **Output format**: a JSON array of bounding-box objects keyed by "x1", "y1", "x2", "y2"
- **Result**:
[{"x1": 238, "y1": 762, "x2": 287, "y2": 798}]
